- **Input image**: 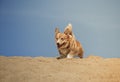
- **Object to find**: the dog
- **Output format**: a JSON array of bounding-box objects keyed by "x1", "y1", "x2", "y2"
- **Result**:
[{"x1": 55, "y1": 24, "x2": 84, "y2": 59}]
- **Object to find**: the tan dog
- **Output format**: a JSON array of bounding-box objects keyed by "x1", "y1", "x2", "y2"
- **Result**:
[{"x1": 55, "y1": 24, "x2": 84, "y2": 59}]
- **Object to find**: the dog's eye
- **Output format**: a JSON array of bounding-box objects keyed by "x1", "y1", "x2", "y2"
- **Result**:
[
  {"x1": 61, "y1": 38, "x2": 64, "y2": 40},
  {"x1": 56, "y1": 38, "x2": 58, "y2": 40}
]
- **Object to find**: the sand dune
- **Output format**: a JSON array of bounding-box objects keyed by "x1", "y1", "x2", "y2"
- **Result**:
[{"x1": 0, "y1": 56, "x2": 120, "y2": 82}]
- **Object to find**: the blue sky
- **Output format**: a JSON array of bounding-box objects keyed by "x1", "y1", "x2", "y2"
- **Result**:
[{"x1": 0, "y1": 0, "x2": 120, "y2": 58}]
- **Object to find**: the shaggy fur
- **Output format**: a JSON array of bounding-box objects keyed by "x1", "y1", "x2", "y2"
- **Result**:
[{"x1": 55, "y1": 24, "x2": 84, "y2": 59}]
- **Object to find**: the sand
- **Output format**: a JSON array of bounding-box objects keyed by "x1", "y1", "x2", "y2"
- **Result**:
[{"x1": 0, "y1": 56, "x2": 120, "y2": 82}]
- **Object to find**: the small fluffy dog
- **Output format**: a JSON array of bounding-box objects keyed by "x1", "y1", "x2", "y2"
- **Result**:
[{"x1": 55, "y1": 24, "x2": 84, "y2": 59}]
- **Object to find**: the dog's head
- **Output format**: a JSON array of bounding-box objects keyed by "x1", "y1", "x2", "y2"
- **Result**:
[{"x1": 55, "y1": 24, "x2": 73, "y2": 48}]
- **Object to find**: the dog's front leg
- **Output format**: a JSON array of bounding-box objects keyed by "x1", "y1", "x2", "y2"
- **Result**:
[
  {"x1": 56, "y1": 55, "x2": 67, "y2": 59},
  {"x1": 67, "y1": 54, "x2": 74, "y2": 59}
]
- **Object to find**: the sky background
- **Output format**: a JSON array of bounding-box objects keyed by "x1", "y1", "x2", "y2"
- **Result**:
[{"x1": 0, "y1": 0, "x2": 120, "y2": 58}]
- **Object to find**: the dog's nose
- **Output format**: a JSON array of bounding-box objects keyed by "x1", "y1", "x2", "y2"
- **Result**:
[
  {"x1": 57, "y1": 43, "x2": 59, "y2": 46},
  {"x1": 57, "y1": 43, "x2": 60, "y2": 47}
]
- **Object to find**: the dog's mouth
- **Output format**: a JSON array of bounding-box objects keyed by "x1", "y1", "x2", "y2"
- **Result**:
[{"x1": 57, "y1": 43, "x2": 66, "y2": 48}]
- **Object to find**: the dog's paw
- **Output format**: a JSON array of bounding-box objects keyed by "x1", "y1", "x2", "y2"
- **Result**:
[
  {"x1": 56, "y1": 56, "x2": 66, "y2": 60},
  {"x1": 56, "y1": 57, "x2": 61, "y2": 59},
  {"x1": 67, "y1": 54, "x2": 73, "y2": 59}
]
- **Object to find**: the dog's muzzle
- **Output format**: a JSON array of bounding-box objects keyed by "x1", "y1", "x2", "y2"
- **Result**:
[{"x1": 57, "y1": 42, "x2": 65, "y2": 48}]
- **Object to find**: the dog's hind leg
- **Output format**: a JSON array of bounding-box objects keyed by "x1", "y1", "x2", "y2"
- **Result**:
[{"x1": 78, "y1": 51, "x2": 83, "y2": 58}]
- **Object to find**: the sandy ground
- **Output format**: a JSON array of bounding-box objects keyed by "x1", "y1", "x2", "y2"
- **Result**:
[{"x1": 0, "y1": 56, "x2": 120, "y2": 82}]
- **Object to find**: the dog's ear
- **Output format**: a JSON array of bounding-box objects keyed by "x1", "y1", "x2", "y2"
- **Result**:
[
  {"x1": 64, "y1": 23, "x2": 73, "y2": 36},
  {"x1": 55, "y1": 28, "x2": 60, "y2": 35},
  {"x1": 66, "y1": 34, "x2": 70, "y2": 39}
]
